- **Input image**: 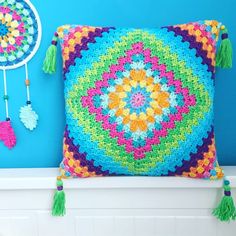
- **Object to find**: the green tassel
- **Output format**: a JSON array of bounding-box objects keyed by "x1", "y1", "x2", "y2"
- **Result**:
[
  {"x1": 213, "y1": 179, "x2": 236, "y2": 222},
  {"x1": 43, "y1": 44, "x2": 57, "y2": 74},
  {"x1": 52, "y1": 178, "x2": 66, "y2": 216},
  {"x1": 216, "y1": 28, "x2": 233, "y2": 68},
  {"x1": 43, "y1": 33, "x2": 58, "y2": 74}
]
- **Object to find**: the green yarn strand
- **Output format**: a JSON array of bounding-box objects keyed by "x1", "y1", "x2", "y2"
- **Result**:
[
  {"x1": 52, "y1": 179, "x2": 66, "y2": 216},
  {"x1": 213, "y1": 196, "x2": 236, "y2": 222},
  {"x1": 212, "y1": 179, "x2": 236, "y2": 222},
  {"x1": 43, "y1": 44, "x2": 57, "y2": 74},
  {"x1": 216, "y1": 29, "x2": 233, "y2": 68}
]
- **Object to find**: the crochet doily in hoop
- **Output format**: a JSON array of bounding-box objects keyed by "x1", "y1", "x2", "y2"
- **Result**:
[{"x1": 0, "y1": 0, "x2": 41, "y2": 69}]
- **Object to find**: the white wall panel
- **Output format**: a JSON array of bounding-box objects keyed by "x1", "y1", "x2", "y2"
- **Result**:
[{"x1": 0, "y1": 167, "x2": 235, "y2": 236}]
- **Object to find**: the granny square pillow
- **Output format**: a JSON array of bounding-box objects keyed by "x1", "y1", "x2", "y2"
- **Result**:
[{"x1": 43, "y1": 20, "x2": 233, "y2": 218}]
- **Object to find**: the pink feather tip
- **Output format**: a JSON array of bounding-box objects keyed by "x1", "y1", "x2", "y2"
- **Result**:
[{"x1": 0, "y1": 120, "x2": 16, "y2": 149}]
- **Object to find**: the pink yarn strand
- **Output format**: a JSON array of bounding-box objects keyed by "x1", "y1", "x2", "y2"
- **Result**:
[{"x1": 0, "y1": 121, "x2": 16, "y2": 149}]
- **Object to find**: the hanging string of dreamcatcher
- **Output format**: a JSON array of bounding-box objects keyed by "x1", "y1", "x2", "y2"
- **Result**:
[
  {"x1": 0, "y1": 0, "x2": 41, "y2": 149},
  {"x1": 19, "y1": 63, "x2": 39, "y2": 131}
]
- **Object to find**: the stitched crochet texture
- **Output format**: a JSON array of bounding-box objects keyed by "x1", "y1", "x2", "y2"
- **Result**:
[
  {"x1": 56, "y1": 20, "x2": 224, "y2": 179},
  {"x1": 0, "y1": 1, "x2": 39, "y2": 67}
]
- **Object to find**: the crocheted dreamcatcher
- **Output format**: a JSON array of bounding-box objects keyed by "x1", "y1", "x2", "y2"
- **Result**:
[{"x1": 0, "y1": 0, "x2": 41, "y2": 148}]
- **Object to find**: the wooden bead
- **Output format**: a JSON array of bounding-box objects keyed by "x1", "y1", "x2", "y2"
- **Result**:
[
  {"x1": 220, "y1": 25, "x2": 225, "y2": 30},
  {"x1": 57, "y1": 176, "x2": 62, "y2": 180},
  {"x1": 25, "y1": 79, "x2": 30, "y2": 86}
]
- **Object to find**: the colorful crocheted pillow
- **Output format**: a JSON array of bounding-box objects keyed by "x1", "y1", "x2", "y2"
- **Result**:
[{"x1": 43, "y1": 20, "x2": 233, "y2": 219}]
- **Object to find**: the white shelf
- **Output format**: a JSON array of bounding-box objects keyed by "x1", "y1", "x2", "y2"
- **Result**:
[
  {"x1": 0, "y1": 167, "x2": 236, "y2": 235},
  {"x1": 0, "y1": 166, "x2": 235, "y2": 190}
]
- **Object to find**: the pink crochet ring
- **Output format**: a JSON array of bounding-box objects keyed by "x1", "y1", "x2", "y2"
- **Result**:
[{"x1": 0, "y1": 120, "x2": 16, "y2": 149}]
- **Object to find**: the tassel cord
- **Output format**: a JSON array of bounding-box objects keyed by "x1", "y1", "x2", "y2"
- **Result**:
[
  {"x1": 2, "y1": 69, "x2": 10, "y2": 120},
  {"x1": 24, "y1": 63, "x2": 31, "y2": 103}
]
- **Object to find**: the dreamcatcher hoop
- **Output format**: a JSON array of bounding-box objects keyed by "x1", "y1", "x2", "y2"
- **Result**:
[{"x1": 0, "y1": 0, "x2": 42, "y2": 70}]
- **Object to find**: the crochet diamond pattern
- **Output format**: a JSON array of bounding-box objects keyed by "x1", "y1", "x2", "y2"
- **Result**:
[{"x1": 57, "y1": 20, "x2": 224, "y2": 179}]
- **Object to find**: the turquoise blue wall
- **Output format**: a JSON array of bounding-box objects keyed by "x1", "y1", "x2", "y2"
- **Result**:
[{"x1": 0, "y1": 0, "x2": 235, "y2": 168}]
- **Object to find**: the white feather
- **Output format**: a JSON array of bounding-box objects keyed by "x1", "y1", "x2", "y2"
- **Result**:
[{"x1": 19, "y1": 105, "x2": 39, "y2": 131}]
